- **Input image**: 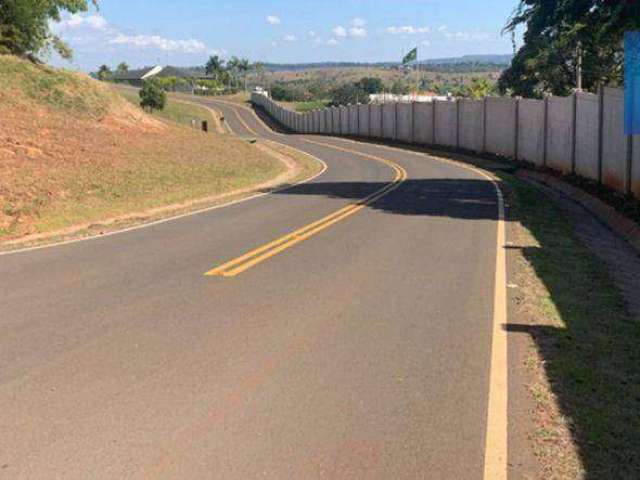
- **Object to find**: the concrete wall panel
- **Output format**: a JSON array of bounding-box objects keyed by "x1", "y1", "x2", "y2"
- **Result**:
[
  {"x1": 323, "y1": 109, "x2": 332, "y2": 134},
  {"x1": 458, "y1": 99, "x2": 484, "y2": 152},
  {"x1": 340, "y1": 106, "x2": 349, "y2": 135},
  {"x1": 347, "y1": 105, "x2": 358, "y2": 135},
  {"x1": 546, "y1": 95, "x2": 574, "y2": 173},
  {"x1": 358, "y1": 104, "x2": 370, "y2": 136},
  {"x1": 517, "y1": 99, "x2": 545, "y2": 166},
  {"x1": 382, "y1": 103, "x2": 396, "y2": 140},
  {"x1": 434, "y1": 101, "x2": 457, "y2": 147},
  {"x1": 486, "y1": 97, "x2": 517, "y2": 158},
  {"x1": 370, "y1": 104, "x2": 383, "y2": 138},
  {"x1": 413, "y1": 102, "x2": 434, "y2": 145},
  {"x1": 602, "y1": 87, "x2": 630, "y2": 192},
  {"x1": 396, "y1": 103, "x2": 413, "y2": 143},
  {"x1": 332, "y1": 108, "x2": 341, "y2": 135}
]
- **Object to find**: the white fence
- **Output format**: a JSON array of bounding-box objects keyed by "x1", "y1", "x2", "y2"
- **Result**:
[{"x1": 252, "y1": 90, "x2": 640, "y2": 198}]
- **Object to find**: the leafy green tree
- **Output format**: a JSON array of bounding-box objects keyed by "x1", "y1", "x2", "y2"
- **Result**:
[
  {"x1": 0, "y1": 0, "x2": 98, "y2": 60},
  {"x1": 390, "y1": 78, "x2": 410, "y2": 95},
  {"x1": 467, "y1": 77, "x2": 495, "y2": 99},
  {"x1": 97, "y1": 64, "x2": 111, "y2": 81},
  {"x1": 115, "y1": 62, "x2": 128, "y2": 75},
  {"x1": 329, "y1": 83, "x2": 367, "y2": 106},
  {"x1": 139, "y1": 79, "x2": 166, "y2": 112},
  {"x1": 205, "y1": 55, "x2": 224, "y2": 78},
  {"x1": 356, "y1": 77, "x2": 384, "y2": 94},
  {"x1": 499, "y1": 0, "x2": 640, "y2": 97}
]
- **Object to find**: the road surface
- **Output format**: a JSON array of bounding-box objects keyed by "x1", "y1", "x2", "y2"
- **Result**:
[{"x1": 0, "y1": 98, "x2": 505, "y2": 479}]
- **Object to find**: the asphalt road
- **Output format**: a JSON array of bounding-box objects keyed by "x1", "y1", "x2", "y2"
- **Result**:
[{"x1": 0, "y1": 98, "x2": 503, "y2": 479}]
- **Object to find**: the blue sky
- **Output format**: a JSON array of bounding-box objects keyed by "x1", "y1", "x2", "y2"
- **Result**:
[{"x1": 50, "y1": 0, "x2": 522, "y2": 71}]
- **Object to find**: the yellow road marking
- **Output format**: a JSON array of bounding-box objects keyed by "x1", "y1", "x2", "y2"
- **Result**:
[{"x1": 205, "y1": 141, "x2": 407, "y2": 277}]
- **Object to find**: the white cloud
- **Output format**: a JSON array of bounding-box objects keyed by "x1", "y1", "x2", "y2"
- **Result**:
[
  {"x1": 386, "y1": 25, "x2": 430, "y2": 35},
  {"x1": 443, "y1": 31, "x2": 491, "y2": 41},
  {"x1": 110, "y1": 34, "x2": 206, "y2": 53},
  {"x1": 266, "y1": 15, "x2": 281, "y2": 25},
  {"x1": 351, "y1": 18, "x2": 366, "y2": 27},
  {"x1": 349, "y1": 26, "x2": 367, "y2": 37},
  {"x1": 308, "y1": 30, "x2": 316, "y2": 37},
  {"x1": 54, "y1": 13, "x2": 108, "y2": 32},
  {"x1": 422, "y1": 40, "x2": 431, "y2": 47},
  {"x1": 326, "y1": 38, "x2": 340, "y2": 46},
  {"x1": 283, "y1": 34, "x2": 297, "y2": 42},
  {"x1": 332, "y1": 25, "x2": 347, "y2": 38},
  {"x1": 437, "y1": 25, "x2": 448, "y2": 32}
]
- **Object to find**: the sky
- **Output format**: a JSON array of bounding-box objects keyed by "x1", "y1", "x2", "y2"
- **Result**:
[{"x1": 50, "y1": 0, "x2": 523, "y2": 71}]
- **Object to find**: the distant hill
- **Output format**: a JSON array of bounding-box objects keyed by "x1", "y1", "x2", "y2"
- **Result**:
[{"x1": 417, "y1": 54, "x2": 513, "y2": 65}]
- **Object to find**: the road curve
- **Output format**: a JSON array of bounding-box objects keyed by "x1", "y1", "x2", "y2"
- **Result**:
[{"x1": 0, "y1": 97, "x2": 503, "y2": 479}]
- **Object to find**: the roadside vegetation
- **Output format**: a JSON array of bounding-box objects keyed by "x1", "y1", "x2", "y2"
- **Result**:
[
  {"x1": 0, "y1": 55, "x2": 316, "y2": 243},
  {"x1": 501, "y1": 171, "x2": 640, "y2": 479}
]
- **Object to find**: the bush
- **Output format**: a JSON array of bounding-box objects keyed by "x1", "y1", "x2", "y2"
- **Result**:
[{"x1": 139, "y1": 79, "x2": 166, "y2": 112}]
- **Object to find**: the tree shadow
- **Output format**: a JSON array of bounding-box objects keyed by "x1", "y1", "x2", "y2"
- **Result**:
[
  {"x1": 268, "y1": 179, "x2": 500, "y2": 221},
  {"x1": 504, "y1": 184, "x2": 640, "y2": 478}
]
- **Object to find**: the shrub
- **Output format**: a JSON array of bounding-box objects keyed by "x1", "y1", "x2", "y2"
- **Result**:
[{"x1": 139, "y1": 79, "x2": 166, "y2": 112}]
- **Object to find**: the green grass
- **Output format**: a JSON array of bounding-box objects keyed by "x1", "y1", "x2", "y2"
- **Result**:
[
  {"x1": 497, "y1": 171, "x2": 640, "y2": 478},
  {"x1": 0, "y1": 54, "x2": 118, "y2": 118},
  {"x1": 119, "y1": 90, "x2": 214, "y2": 127}
]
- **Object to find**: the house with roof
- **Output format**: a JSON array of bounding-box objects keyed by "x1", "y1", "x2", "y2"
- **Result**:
[{"x1": 112, "y1": 65, "x2": 196, "y2": 90}]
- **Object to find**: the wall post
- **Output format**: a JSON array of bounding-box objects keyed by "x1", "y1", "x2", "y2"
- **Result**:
[
  {"x1": 597, "y1": 87, "x2": 604, "y2": 183},
  {"x1": 456, "y1": 99, "x2": 461, "y2": 149},
  {"x1": 571, "y1": 92, "x2": 578, "y2": 173},
  {"x1": 411, "y1": 101, "x2": 416, "y2": 144},
  {"x1": 543, "y1": 95, "x2": 549, "y2": 167},
  {"x1": 432, "y1": 100, "x2": 437, "y2": 146},
  {"x1": 514, "y1": 97, "x2": 520, "y2": 161},
  {"x1": 482, "y1": 96, "x2": 488, "y2": 153}
]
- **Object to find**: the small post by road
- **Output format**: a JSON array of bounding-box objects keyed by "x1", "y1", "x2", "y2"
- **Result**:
[{"x1": 202, "y1": 120, "x2": 208, "y2": 133}]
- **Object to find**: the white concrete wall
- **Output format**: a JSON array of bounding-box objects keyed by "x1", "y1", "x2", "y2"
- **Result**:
[
  {"x1": 434, "y1": 100, "x2": 457, "y2": 147},
  {"x1": 382, "y1": 103, "x2": 396, "y2": 140},
  {"x1": 331, "y1": 108, "x2": 341, "y2": 135},
  {"x1": 458, "y1": 99, "x2": 484, "y2": 152},
  {"x1": 486, "y1": 97, "x2": 516, "y2": 158},
  {"x1": 413, "y1": 102, "x2": 434, "y2": 145},
  {"x1": 338, "y1": 106, "x2": 347, "y2": 135},
  {"x1": 396, "y1": 103, "x2": 413, "y2": 143},
  {"x1": 323, "y1": 108, "x2": 332, "y2": 134},
  {"x1": 546, "y1": 95, "x2": 574, "y2": 173},
  {"x1": 602, "y1": 87, "x2": 629, "y2": 192},
  {"x1": 358, "y1": 104, "x2": 370, "y2": 137},
  {"x1": 348, "y1": 105, "x2": 359, "y2": 135},
  {"x1": 517, "y1": 99, "x2": 545, "y2": 166},
  {"x1": 370, "y1": 104, "x2": 383, "y2": 138},
  {"x1": 574, "y1": 92, "x2": 600, "y2": 181}
]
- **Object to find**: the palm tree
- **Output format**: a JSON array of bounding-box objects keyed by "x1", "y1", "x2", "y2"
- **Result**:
[{"x1": 205, "y1": 55, "x2": 225, "y2": 80}]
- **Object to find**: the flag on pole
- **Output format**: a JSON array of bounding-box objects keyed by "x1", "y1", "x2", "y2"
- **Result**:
[
  {"x1": 402, "y1": 47, "x2": 418, "y2": 65},
  {"x1": 625, "y1": 31, "x2": 640, "y2": 135}
]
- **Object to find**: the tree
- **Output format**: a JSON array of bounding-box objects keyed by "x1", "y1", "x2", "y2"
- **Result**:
[
  {"x1": 356, "y1": 77, "x2": 384, "y2": 95},
  {"x1": 467, "y1": 77, "x2": 495, "y2": 99},
  {"x1": 139, "y1": 79, "x2": 166, "y2": 112},
  {"x1": 329, "y1": 83, "x2": 367, "y2": 106},
  {"x1": 115, "y1": 62, "x2": 129, "y2": 75},
  {"x1": 97, "y1": 64, "x2": 111, "y2": 81},
  {"x1": 499, "y1": 0, "x2": 640, "y2": 97},
  {"x1": 0, "y1": 0, "x2": 98, "y2": 61},
  {"x1": 205, "y1": 55, "x2": 224, "y2": 78}
]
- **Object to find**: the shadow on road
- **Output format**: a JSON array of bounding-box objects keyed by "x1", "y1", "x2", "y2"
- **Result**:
[
  {"x1": 255, "y1": 103, "x2": 640, "y2": 478},
  {"x1": 268, "y1": 179, "x2": 500, "y2": 220}
]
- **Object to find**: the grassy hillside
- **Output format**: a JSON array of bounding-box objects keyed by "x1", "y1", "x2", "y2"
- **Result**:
[{"x1": 0, "y1": 56, "x2": 313, "y2": 243}]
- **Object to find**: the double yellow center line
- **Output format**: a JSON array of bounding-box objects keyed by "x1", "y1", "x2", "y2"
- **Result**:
[{"x1": 205, "y1": 139, "x2": 408, "y2": 277}]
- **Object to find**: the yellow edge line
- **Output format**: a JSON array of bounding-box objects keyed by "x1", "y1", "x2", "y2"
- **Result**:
[{"x1": 205, "y1": 140, "x2": 406, "y2": 276}]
